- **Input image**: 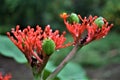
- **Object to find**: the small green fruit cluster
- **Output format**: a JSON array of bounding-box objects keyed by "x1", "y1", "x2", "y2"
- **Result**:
[
  {"x1": 67, "y1": 13, "x2": 79, "y2": 24},
  {"x1": 42, "y1": 38, "x2": 55, "y2": 55},
  {"x1": 94, "y1": 17, "x2": 104, "y2": 28}
]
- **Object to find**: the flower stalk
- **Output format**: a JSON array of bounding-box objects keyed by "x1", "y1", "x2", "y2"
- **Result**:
[
  {"x1": 46, "y1": 12, "x2": 113, "y2": 80},
  {"x1": 32, "y1": 55, "x2": 50, "y2": 80},
  {"x1": 46, "y1": 44, "x2": 81, "y2": 80}
]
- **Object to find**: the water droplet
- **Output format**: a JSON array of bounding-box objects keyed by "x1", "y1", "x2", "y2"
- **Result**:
[
  {"x1": 50, "y1": 29, "x2": 52, "y2": 32},
  {"x1": 37, "y1": 61, "x2": 39, "y2": 64},
  {"x1": 73, "y1": 44, "x2": 75, "y2": 46},
  {"x1": 57, "y1": 49, "x2": 60, "y2": 52},
  {"x1": 47, "y1": 25, "x2": 50, "y2": 27},
  {"x1": 32, "y1": 56, "x2": 36, "y2": 58},
  {"x1": 103, "y1": 36, "x2": 105, "y2": 38},
  {"x1": 76, "y1": 34, "x2": 79, "y2": 37}
]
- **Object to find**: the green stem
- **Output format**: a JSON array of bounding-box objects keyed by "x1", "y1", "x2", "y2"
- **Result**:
[
  {"x1": 33, "y1": 56, "x2": 50, "y2": 80},
  {"x1": 33, "y1": 72, "x2": 41, "y2": 80},
  {"x1": 46, "y1": 44, "x2": 82, "y2": 80}
]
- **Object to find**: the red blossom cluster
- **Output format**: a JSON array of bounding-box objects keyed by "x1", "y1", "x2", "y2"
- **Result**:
[
  {"x1": 7, "y1": 25, "x2": 71, "y2": 64},
  {"x1": 60, "y1": 13, "x2": 113, "y2": 45},
  {"x1": 7, "y1": 12, "x2": 113, "y2": 68},
  {"x1": 43, "y1": 25, "x2": 71, "y2": 49},
  {"x1": 0, "y1": 73, "x2": 11, "y2": 80}
]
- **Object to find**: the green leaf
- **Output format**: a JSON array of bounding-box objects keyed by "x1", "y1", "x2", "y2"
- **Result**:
[
  {"x1": 45, "y1": 61, "x2": 89, "y2": 80},
  {"x1": 58, "y1": 62, "x2": 88, "y2": 80},
  {"x1": 0, "y1": 35, "x2": 27, "y2": 63}
]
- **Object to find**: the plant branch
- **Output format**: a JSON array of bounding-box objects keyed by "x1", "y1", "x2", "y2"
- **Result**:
[
  {"x1": 46, "y1": 44, "x2": 81, "y2": 80},
  {"x1": 32, "y1": 56, "x2": 50, "y2": 80}
]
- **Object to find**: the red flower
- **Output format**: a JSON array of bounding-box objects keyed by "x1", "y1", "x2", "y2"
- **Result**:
[
  {"x1": 60, "y1": 13, "x2": 113, "y2": 45},
  {"x1": 7, "y1": 25, "x2": 71, "y2": 64},
  {"x1": 0, "y1": 73, "x2": 11, "y2": 80},
  {"x1": 7, "y1": 25, "x2": 43, "y2": 64},
  {"x1": 85, "y1": 16, "x2": 113, "y2": 45},
  {"x1": 43, "y1": 25, "x2": 72, "y2": 49}
]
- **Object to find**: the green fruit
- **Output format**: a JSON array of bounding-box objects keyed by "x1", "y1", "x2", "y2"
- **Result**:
[
  {"x1": 94, "y1": 17, "x2": 104, "y2": 28},
  {"x1": 67, "y1": 13, "x2": 79, "y2": 24},
  {"x1": 42, "y1": 38, "x2": 55, "y2": 55}
]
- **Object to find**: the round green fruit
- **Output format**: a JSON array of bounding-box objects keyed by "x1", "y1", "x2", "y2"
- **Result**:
[
  {"x1": 94, "y1": 17, "x2": 104, "y2": 28},
  {"x1": 42, "y1": 38, "x2": 55, "y2": 55},
  {"x1": 67, "y1": 13, "x2": 79, "y2": 24}
]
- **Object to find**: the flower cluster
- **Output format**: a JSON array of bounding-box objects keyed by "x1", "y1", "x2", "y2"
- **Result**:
[
  {"x1": 0, "y1": 73, "x2": 11, "y2": 80},
  {"x1": 6, "y1": 12, "x2": 113, "y2": 79},
  {"x1": 60, "y1": 13, "x2": 113, "y2": 45},
  {"x1": 42, "y1": 25, "x2": 71, "y2": 49},
  {"x1": 7, "y1": 25, "x2": 71, "y2": 64}
]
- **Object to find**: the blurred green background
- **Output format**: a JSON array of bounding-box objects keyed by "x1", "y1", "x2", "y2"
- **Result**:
[{"x1": 0, "y1": 0, "x2": 120, "y2": 80}]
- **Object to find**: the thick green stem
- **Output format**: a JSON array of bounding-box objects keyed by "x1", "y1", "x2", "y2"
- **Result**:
[
  {"x1": 33, "y1": 73, "x2": 41, "y2": 80},
  {"x1": 33, "y1": 56, "x2": 50, "y2": 80},
  {"x1": 46, "y1": 44, "x2": 81, "y2": 80}
]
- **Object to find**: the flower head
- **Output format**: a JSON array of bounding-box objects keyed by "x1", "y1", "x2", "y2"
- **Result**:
[
  {"x1": 7, "y1": 25, "x2": 43, "y2": 64},
  {"x1": 7, "y1": 25, "x2": 71, "y2": 64},
  {"x1": 0, "y1": 73, "x2": 12, "y2": 80},
  {"x1": 43, "y1": 25, "x2": 71, "y2": 49},
  {"x1": 60, "y1": 12, "x2": 113, "y2": 45}
]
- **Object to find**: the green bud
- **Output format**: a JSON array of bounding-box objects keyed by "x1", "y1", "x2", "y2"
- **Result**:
[
  {"x1": 42, "y1": 38, "x2": 55, "y2": 55},
  {"x1": 94, "y1": 17, "x2": 104, "y2": 28},
  {"x1": 67, "y1": 13, "x2": 79, "y2": 24}
]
